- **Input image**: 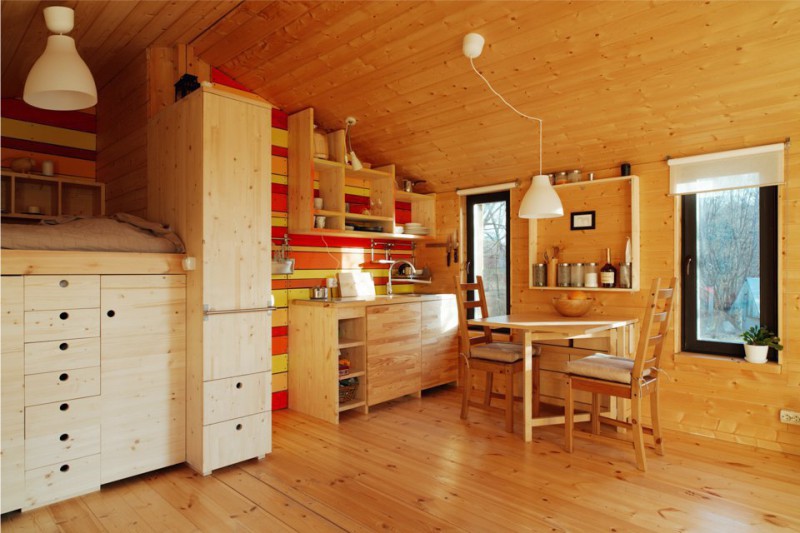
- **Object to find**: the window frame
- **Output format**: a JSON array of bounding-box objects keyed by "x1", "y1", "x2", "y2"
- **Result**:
[{"x1": 680, "y1": 185, "x2": 779, "y2": 359}]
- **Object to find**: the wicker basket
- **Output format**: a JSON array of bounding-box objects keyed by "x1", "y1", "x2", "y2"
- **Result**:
[{"x1": 339, "y1": 381, "x2": 359, "y2": 403}]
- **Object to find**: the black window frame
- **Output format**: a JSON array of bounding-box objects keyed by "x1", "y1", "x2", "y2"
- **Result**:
[
  {"x1": 681, "y1": 186, "x2": 778, "y2": 360},
  {"x1": 466, "y1": 191, "x2": 511, "y2": 322}
]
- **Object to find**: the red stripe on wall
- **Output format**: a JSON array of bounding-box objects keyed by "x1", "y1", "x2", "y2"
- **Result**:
[
  {"x1": 272, "y1": 326, "x2": 288, "y2": 338},
  {"x1": 272, "y1": 183, "x2": 288, "y2": 195},
  {"x1": 272, "y1": 146, "x2": 288, "y2": 158},
  {"x1": 1, "y1": 98, "x2": 96, "y2": 133},
  {"x1": 272, "y1": 390, "x2": 288, "y2": 410},
  {"x1": 272, "y1": 193, "x2": 288, "y2": 213},
  {"x1": 211, "y1": 68, "x2": 250, "y2": 92},
  {"x1": 273, "y1": 335, "x2": 288, "y2": 356},
  {"x1": 1, "y1": 137, "x2": 96, "y2": 161},
  {"x1": 272, "y1": 109, "x2": 288, "y2": 130}
]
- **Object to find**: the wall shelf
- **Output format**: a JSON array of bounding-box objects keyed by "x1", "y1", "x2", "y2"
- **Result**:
[{"x1": 1, "y1": 170, "x2": 105, "y2": 220}]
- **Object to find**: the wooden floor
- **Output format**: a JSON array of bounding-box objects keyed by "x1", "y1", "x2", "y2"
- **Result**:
[{"x1": 4, "y1": 386, "x2": 799, "y2": 532}]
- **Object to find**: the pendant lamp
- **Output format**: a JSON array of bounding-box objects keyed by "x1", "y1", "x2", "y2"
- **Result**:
[
  {"x1": 345, "y1": 116, "x2": 363, "y2": 171},
  {"x1": 463, "y1": 33, "x2": 563, "y2": 219},
  {"x1": 24, "y1": 6, "x2": 97, "y2": 111}
]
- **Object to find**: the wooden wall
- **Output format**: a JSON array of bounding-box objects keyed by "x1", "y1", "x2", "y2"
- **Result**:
[{"x1": 430, "y1": 141, "x2": 799, "y2": 455}]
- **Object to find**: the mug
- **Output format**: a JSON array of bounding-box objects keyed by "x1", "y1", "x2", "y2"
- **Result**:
[
  {"x1": 315, "y1": 216, "x2": 326, "y2": 229},
  {"x1": 313, "y1": 197, "x2": 324, "y2": 210},
  {"x1": 42, "y1": 160, "x2": 55, "y2": 176}
]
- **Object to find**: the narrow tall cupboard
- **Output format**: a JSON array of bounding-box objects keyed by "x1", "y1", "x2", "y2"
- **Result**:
[{"x1": 148, "y1": 87, "x2": 273, "y2": 475}]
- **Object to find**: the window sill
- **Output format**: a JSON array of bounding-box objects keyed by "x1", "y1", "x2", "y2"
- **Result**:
[{"x1": 674, "y1": 352, "x2": 782, "y2": 374}]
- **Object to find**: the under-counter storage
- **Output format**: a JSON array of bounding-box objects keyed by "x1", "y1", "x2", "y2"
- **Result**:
[
  {"x1": 24, "y1": 337, "x2": 100, "y2": 375},
  {"x1": 24, "y1": 454, "x2": 101, "y2": 511},
  {"x1": 24, "y1": 275, "x2": 100, "y2": 310},
  {"x1": 24, "y1": 367, "x2": 100, "y2": 406},
  {"x1": 367, "y1": 303, "x2": 422, "y2": 406},
  {"x1": 204, "y1": 411, "x2": 272, "y2": 472},
  {"x1": 25, "y1": 397, "x2": 101, "y2": 470},
  {"x1": 204, "y1": 372, "x2": 270, "y2": 425}
]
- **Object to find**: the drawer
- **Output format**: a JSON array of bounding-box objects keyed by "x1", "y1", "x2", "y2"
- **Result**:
[
  {"x1": 25, "y1": 337, "x2": 100, "y2": 375},
  {"x1": 25, "y1": 397, "x2": 100, "y2": 470},
  {"x1": 204, "y1": 372, "x2": 269, "y2": 425},
  {"x1": 337, "y1": 307, "x2": 364, "y2": 320},
  {"x1": 24, "y1": 454, "x2": 100, "y2": 511},
  {"x1": 204, "y1": 411, "x2": 271, "y2": 472},
  {"x1": 24, "y1": 308, "x2": 100, "y2": 343},
  {"x1": 25, "y1": 366, "x2": 100, "y2": 407},
  {"x1": 24, "y1": 275, "x2": 100, "y2": 311}
]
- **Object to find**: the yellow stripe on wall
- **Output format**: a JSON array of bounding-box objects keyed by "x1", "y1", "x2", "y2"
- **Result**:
[
  {"x1": 272, "y1": 372, "x2": 288, "y2": 392},
  {"x1": 271, "y1": 308, "x2": 288, "y2": 328},
  {"x1": 272, "y1": 173, "x2": 288, "y2": 185},
  {"x1": 2, "y1": 118, "x2": 96, "y2": 151},
  {"x1": 272, "y1": 354, "x2": 288, "y2": 374},
  {"x1": 271, "y1": 128, "x2": 288, "y2": 148}
]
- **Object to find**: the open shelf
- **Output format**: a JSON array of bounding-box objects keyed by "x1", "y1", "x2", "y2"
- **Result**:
[
  {"x1": 1, "y1": 170, "x2": 105, "y2": 220},
  {"x1": 338, "y1": 338, "x2": 364, "y2": 349},
  {"x1": 344, "y1": 212, "x2": 394, "y2": 223},
  {"x1": 338, "y1": 370, "x2": 366, "y2": 380},
  {"x1": 338, "y1": 399, "x2": 367, "y2": 413}
]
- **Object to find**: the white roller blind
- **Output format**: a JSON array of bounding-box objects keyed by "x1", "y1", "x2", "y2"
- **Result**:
[{"x1": 668, "y1": 143, "x2": 785, "y2": 195}]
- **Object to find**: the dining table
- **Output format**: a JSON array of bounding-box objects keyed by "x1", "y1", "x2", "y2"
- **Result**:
[{"x1": 468, "y1": 312, "x2": 639, "y2": 442}]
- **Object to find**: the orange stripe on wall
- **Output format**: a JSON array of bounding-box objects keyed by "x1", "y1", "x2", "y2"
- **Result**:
[
  {"x1": 1, "y1": 148, "x2": 96, "y2": 179},
  {"x1": 272, "y1": 335, "x2": 288, "y2": 357}
]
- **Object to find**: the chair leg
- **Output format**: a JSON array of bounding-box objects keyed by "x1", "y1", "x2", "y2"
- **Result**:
[
  {"x1": 564, "y1": 376, "x2": 574, "y2": 453},
  {"x1": 483, "y1": 372, "x2": 494, "y2": 407},
  {"x1": 650, "y1": 381, "x2": 664, "y2": 455},
  {"x1": 631, "y1": 390, "x2": 647, "y2": 471},
  {"x1": 460, "y1": 357, "x2": 470, "y2": 420},
  {"x1": 591, "y1": 393, "x2": 600, "y2": 435},
  {"x1": 532, "y1": 355, "x2": 541, "y2": 418},
  {"x1": 504, "y1": 368, "x2": 514, "y2": 433}
]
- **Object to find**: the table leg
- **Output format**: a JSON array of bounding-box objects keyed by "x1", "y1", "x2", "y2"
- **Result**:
[{"x1": 523, "y1": 330, "x2": 533, "y2": 442}]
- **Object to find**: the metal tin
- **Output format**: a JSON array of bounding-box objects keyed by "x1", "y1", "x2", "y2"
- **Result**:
[
  {"x1": 533, "y1": 263, "x2": 547, "y2": 287},
  {"x1": 567, "y1": 170, "x2": 582, "y2": 183},
  {"x1": 557, "y1": 263, "x2": 570, "y2": 287},
  {"x1": 570, "y1": 263, "x2": 585, "y2": 287}
]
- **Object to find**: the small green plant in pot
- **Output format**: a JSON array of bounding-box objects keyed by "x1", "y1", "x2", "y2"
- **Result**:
[{"x1": 740, "y1": 325, "x2": 783, "y2": 364}]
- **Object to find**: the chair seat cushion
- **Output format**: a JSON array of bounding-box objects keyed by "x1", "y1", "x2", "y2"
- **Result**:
[
  {"x1": 470, "y1": 341, "x2": 524, "y2": 363},
  {"x1": 567, "y1": 353, "x2": 650, "y2": 384}
]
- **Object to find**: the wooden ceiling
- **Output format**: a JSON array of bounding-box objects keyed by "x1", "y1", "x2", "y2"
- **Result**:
[{"x1": 3, "y1": 1, "x2": 800, "y2": 193}]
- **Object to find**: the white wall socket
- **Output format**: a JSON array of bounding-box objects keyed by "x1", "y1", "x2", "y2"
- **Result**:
[{"x1": 779, "y1": 409, "x2": 800, "y2": 425}]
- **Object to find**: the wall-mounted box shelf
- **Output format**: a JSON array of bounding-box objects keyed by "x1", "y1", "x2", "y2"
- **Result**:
[{"x1": 1, "y1": 170, "x2": 105, "y2": 220}]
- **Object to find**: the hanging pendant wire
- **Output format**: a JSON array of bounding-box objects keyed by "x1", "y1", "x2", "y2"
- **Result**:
[{"x1": 469, "y1": 57, "x2": 543, "y2": 176}]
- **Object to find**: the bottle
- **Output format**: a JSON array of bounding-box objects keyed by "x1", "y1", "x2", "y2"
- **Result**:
[{"x1": 600, "y1": 248, "x2": 617, "y2": 288}]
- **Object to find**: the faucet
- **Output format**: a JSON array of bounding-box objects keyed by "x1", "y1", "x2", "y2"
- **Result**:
[{"x1": 386, "y1": 259, "x2": 416, "y2": 295}]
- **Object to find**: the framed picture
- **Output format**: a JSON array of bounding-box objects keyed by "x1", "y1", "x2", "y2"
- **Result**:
[{"x1": 570, "y1": 210, "x2": 596, "y2": 230}]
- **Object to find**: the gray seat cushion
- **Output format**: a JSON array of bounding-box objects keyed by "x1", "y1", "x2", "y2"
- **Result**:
[
  {"x1": 470, "y1": 341, "x2": 524, "y2": 363},
  {"x1": 567, "y1": 353, "x2": 650, "y2": 384}
]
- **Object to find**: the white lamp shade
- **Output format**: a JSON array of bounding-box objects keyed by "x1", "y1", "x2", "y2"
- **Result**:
[
  {"x1": 519, "y1": 174, "x2": 564, "y2": 219},
  {"x1": 24, "y1": 35, "x2": 97, "y2": 111}
]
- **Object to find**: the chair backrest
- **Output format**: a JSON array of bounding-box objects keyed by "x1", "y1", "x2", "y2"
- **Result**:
[
  {"x1": 453, "y1": 275, "x2": 493, "y2": 357},
  {"x1": 631, "y1": 277, "x2": 677, "y2": 381}
]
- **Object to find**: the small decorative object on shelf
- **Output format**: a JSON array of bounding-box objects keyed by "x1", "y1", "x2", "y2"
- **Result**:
[
  {"x1": 740, "y1": 325, "x2": 783, "y2": 364},
  {"x1": 600, "y1": 248, "x2": 617, "y2": 288},
  {"x1": 339, "y1": 377, "x2": 360, "y2": 403},
  {"x1": 174, "y1": 73, "x2": 200, "y2": 101}
]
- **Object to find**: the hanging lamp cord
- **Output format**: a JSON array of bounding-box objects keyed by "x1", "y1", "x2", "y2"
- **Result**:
[{"x1": 469, "y1": 57, "x2": 544, "y2": 176}]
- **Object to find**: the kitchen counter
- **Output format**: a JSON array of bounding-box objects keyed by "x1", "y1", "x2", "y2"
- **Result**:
[{"x1": 292, "y1": 293, "x2": 452, "y2": 308}]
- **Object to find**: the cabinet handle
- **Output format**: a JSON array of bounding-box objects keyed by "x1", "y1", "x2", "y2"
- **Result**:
[
  {"x1": 107, "y1": 310, "x2": 115, "y2": 318},
  {"x1": 59, "y1": 312, "x2": 69, "y2": 320},
  {"x1": 235, "y1": 423, "x2": 243, "y2": 431},
  {"x1": 59, "y1": 342, "x2": 69, "y2": 351},
  {"x1": 59, "y1": 279, "x2": 69, "y2": 288},
  {"x1": 59, "y1": 433, "x2": 69, "y2": 442},
  {"x1": 59, "y1": 373, "x2": 69, "y2": 382},
  {"x1": 235, "y1": 382, "x2": 243, "y2": 389},
  {"x1": 59, "y1": 464, "x2": 70, "y2": 473},
  {"x1": 60, "y1": 403, "x2": 69, "y2": 411}
]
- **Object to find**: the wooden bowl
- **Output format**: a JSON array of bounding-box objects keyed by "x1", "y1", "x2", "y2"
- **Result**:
[{"x1": 552, "y1": 297, "x2": 594, "y2": 317}]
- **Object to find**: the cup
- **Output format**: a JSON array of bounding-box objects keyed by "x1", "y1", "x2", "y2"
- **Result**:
[
  {"x1": 313, "y1": 197, "x2": 323, "y2": 210},
  {"x1": 315, "y1": 215, "x2": 326, "y2": 229},
  {"x1": 42, "y1": 160, "x2": 54, "y2": 176}
]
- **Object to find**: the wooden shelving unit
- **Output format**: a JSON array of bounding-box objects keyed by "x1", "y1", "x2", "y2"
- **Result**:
[
  {"x1": 337, "y1": 312, "x2": 367, "y2": 413},
  {"x1": 1, "y1": 170, "x2": 105, "y2": 220},
  {"x1": 527, "y1": 176, "x2": 640, "y2": 291},
  {"x1": 288, "y1": 108, "x2": 436, "y2": 240}
]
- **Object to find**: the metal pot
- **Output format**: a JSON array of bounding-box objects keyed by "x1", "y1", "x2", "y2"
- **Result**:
[{"x1": 311, "y1": 287, "x2": 329, "y2": 299}]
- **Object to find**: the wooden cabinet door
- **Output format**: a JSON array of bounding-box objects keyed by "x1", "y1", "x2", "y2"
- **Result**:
[
  {"x1": 421, "y1": 296, "x2": 459, "y2": 389},
  {"x1": 100, "y1": 275, "x2": 186, "y2": 484},
  {"x1": 366, "y1": 303, "x2": 421, "y2": 406},
  {"x1": 1, "y1": 276, "x2": 25, "y2": 513}
]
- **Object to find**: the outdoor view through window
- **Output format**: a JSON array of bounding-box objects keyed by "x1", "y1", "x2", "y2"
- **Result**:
[
  {"x1": 472, "y1": 199, "x2": 508, "y2": 318},
  {"x1": 695, "y1": 188, "x2": 760, "y2": 343}
]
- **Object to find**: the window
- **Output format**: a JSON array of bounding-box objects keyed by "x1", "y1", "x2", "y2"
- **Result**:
[
  {"x1": 681, "y1": 186, "x2": 778, "y2": 358},
  {"x1": 466, "y1": 191, "x2": 510, "y2": 319}
]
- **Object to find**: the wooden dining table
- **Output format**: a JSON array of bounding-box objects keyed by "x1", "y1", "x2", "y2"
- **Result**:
[{"x1": 468, "y1": 313, "x2": 639, "y2": 442}]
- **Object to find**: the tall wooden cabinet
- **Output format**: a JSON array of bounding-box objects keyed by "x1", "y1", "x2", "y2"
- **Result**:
[
  {"x1": 148, "y1": 87, "x2": 272, "y2": 475},
  {"x1": 1, "y1": 277, "x2": 24, "y2": 513}
]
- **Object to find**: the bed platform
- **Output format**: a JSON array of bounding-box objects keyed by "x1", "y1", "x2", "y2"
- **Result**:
[{"x1": 1, "y1": 249, "x2": 185, "y2": 275}]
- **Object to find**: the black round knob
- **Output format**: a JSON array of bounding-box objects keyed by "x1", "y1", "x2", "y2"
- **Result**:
[
  {"x1": 60, "y1": 464, "x2": 70, "y2": 473},
  {"x1": 60, "y1": 403, "x2": 69, "y2": 411},
  {"x1": 236, "y1": 382, "x2": 243, "y2": 389},
  {"x1": 59, "y1": 373, "x2": 69, "y2": 381},
  {"x1": 107, "y1": 310, "x2": 115, "y2": 318},
  {"x1": 59, "y1": 342, "x2": 69, "y2": 351},
  {"x1": 59, "y1": 433, "x2": 69, "y2": 442},
  {"x1": 235, "y1": 424, "x2": 243, "y2": 431},
  {"x1": 59, "y1": 312, "x2": 69, "y2": 320},
  {"x1": 59, "y1": 280, "x2": 69, "y2": 288}
]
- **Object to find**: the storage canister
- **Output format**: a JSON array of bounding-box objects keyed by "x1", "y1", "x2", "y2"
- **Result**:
[
  {"x1": 570, "y1": 263, "x2": 585, "y2": 287},
  {"x1": 567, "y1": 170, "x2": 582, "y2": 183},
  {"x1": 557, "y1": 263, "x2": 571, "y2": 287},
  {"x1": 554, "y1": 172, "x2": 568, "y2": 185},
  {"x1": 619, "y1": 263, "x2": 632, "y2": 289},
  {"x1": 584, "y1": 262, "x2": 599, "y2": 288},
  {"x1": 533, "y1": 263, "x2": 547, "y2": 287}
]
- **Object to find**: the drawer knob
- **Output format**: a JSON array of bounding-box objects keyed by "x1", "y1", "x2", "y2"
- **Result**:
[
  {"x1": 60, "y1": 403, "x2": 69, "y2": 411},
  {"x1": 236, "y1": 382, "x2": 243, "y2": 389},
  {"x1": 59, "y1": 373, "x2": 69, "y2": 382},
  {"x1": 59, "y1": 433, "x2": 69, "y2": 442},
  {"x1": 59, "y1": 312, "x2": 69, "y2": 320},
  {"x1": 59, "y1": 464, "x2": 70, "y2": 473},
  {"x1": 107, "y1": 310, "x2": 115, "y2": 318},
  {"x1": 59, "y1": 279, "x2": 69, "y2": 288},
  {"x1": 59, "y1": 342, "x2": 69, "y2": 351},
  {"x1": 235, "y1": 423, "x2": 243, "y2": 431}
]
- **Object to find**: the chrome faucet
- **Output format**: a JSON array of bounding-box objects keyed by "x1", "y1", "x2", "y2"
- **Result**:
[{"x1": 387, "y1": 259, "x2": 416, "y2": 295}]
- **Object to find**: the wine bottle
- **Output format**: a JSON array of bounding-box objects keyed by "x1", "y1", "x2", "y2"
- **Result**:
[{"x1": 600, "y1": 248, "x2": 617, "y2": 288}]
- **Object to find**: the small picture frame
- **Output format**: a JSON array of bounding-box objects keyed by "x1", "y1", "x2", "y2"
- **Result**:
[{"x1": 570, "y1": 210, "x2": 596, "y2": 230}]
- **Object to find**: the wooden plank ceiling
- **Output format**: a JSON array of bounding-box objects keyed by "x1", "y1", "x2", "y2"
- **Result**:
[{"x1": 3, "y1": 1, "x2": 800, "y2": 193}]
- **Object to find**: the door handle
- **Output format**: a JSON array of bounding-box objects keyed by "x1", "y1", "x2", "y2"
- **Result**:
[{"x1": 684, "y1": 255, "x2": 692, "y2": 277}]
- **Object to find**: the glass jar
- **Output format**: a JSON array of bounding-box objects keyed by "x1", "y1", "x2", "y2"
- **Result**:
[
  {"x1": 584, "y1": 262, "x2": 599, "y2": 288},
  {"x1": 557, "y1": 263, "x2": 570, "y2": 287},
  {"x1": 570, "y1": 263, "x2": 585, "y2": 287},
  {"x1": 532, "y1": 263, "x2": 547, "y2": 287},
  {"x1": 567, "y1": 169, "x2": 582, "y2": 183},
  {"x1": 554, "y1": 172, "x2": 568, "y2": 185}
]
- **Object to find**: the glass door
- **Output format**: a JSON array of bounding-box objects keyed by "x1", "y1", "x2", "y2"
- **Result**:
[{"x1": 466, "y1": 191, "x2": 510, "y2": 319}]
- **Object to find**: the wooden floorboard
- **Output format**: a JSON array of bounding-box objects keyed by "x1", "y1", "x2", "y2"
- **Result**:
[{"x1": 3, "y1": 386, "x2": 800, "y2": 532}]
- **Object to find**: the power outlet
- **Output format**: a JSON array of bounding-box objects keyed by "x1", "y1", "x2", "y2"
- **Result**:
[{"x1": 779, "y1": 409, "x2": 800, "y2": 425}]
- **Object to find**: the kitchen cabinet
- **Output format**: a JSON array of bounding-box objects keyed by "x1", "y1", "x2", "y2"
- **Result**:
[
  {"x1": 528, "y1": 176, "x2": 639, "y2": 292},
  {"x1": 421, "y1": 296, "x2": 459, "y2": 389},
  {"x1": 367, "y1": 303, "x2": 422, "y2": 405},
  {"x1": 148, "y1": 86, "x2": 272, "y2": 475}
]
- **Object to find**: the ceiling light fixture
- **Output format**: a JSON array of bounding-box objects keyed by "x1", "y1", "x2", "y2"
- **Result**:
[
  {"x1": 23, "y1": 6, "x2": 97, "y2": 111},
  {"x1": 463, "y1": 32, "x2": 563, "y2": 219},
  {"x1": 344, "y1": 116, "x2": 363, "y2": 171}
]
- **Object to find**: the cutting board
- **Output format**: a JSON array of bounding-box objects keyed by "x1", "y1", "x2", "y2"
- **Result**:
[{"x1": 339, "y1": 271, "x2": 375, "y2": 298}]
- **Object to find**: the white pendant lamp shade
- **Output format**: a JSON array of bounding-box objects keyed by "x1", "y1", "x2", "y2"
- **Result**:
[
  {"x1": 519, "y1": 174, "x2": 564, "y2": 219},
  {"x1": 23, "y1": 7, "x2": 97, "y2": 111}
]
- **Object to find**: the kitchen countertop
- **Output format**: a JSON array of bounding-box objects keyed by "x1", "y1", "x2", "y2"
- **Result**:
[{"x1": 292, "y1": 293, "x2": 453, "y2": 308}]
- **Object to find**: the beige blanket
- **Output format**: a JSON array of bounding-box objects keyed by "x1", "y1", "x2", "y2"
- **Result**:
[{"x1": 1, "y1": 214, "x2": 185, "y2": 253}]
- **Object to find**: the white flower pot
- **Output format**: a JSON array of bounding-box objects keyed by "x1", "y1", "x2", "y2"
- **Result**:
[{"x1": 744, "y1": 344, "x2": 769, "y2": 364}]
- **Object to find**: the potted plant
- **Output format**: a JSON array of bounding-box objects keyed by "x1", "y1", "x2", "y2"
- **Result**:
[{"x1": 740, "y1": 325, "x2": 783, "y2": 364}]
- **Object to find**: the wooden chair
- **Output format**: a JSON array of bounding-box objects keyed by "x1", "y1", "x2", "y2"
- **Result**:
[
  {"x1": 564, "y1": 277, "x2": 676, "y2": 471},
  {"x1": 454, "y1": 276, "x2": 539, "y2": 433}
]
